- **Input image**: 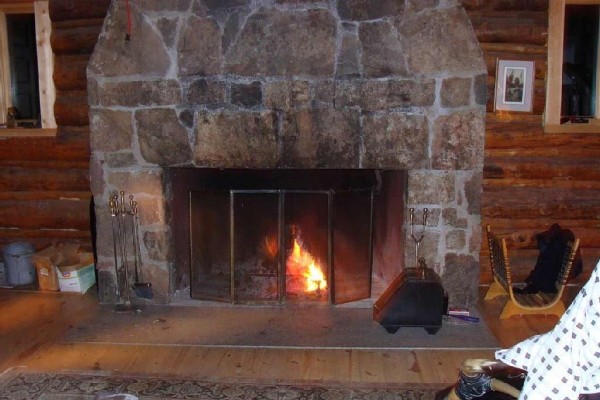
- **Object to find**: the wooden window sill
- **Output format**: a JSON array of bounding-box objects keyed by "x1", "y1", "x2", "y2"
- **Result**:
[{"x1": 0, "y1": 128, "x2": 57, "y2": 138}]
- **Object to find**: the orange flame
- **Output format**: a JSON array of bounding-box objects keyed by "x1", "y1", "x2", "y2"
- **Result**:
[{"x1": 288, "y1": 239, "x2": 327, "y2": 293}]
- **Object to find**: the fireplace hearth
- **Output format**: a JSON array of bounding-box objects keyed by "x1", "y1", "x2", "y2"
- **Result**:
[{"x1": 89, "y1": 0, "x2": 486, "y2": 309}]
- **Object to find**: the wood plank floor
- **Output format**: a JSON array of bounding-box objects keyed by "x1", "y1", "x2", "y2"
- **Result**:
[{"x1": 0, "y1": 285, "x2": 579, "y2": 385}]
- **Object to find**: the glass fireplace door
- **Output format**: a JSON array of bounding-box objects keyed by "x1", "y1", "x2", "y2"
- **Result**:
[
  {"x1": 284, "y1": 192, "x2": 330, "y2": 303},
  {"x1": 232, "y1": 191, "x2": 280, "y2": 303},
  {"x1": 189, "y1": 185, "x2": 373, "y2": 304}
]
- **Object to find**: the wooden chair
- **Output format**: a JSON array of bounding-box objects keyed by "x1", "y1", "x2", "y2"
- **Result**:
[{"x1": 484, "y1": 225, "x2": 579, "y2": 319}]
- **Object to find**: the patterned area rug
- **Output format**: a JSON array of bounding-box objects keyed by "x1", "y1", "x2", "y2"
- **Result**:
[{"x1": 0, "y1": 368, "x2": 447, "y2": 399}]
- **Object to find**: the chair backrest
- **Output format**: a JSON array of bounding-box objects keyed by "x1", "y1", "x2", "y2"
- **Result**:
[
  {"x1": 486, "y1": 225, "x2": 512, "y2": 293},
  {"x1": 555, "y1": 238, "x2": 580, "y2": 290}
]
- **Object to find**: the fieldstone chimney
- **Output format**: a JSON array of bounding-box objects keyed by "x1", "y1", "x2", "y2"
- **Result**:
[{"x1": 88, "y1": 0, "x2": 486, "y2": 307}]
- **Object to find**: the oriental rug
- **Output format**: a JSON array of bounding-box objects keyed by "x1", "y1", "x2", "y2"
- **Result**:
[{"x1": 0, "y1": 368, "x2": 447, "y2": 400}]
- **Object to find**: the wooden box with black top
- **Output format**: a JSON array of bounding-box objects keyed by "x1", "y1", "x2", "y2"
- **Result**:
[{"x1": 373, "y1": 267, "x2": 445, "y2": 335}]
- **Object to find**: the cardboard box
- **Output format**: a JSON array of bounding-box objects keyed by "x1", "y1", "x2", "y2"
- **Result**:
[
  {"x1": 32, "y1": 243, "x2": 80, "y2": 292},
  {"x1": 57, "y1": 252, "x2": 96, "y2": 294}
]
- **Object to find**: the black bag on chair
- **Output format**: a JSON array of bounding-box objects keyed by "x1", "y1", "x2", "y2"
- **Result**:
[{"x1": 517, "y1": 223, "x2": 583, "y2": 294}]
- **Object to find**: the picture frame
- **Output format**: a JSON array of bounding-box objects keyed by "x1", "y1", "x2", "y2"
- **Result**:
[{"x1": 494, "y1": 59, "x2": 535, "y2": 112}]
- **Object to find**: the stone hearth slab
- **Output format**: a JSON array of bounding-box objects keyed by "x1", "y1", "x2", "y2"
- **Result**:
[{"x1": 62, "y1": 304, "x2": 499, "y2": 350}]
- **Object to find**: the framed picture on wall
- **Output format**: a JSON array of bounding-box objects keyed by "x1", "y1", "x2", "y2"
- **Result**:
[{"x1": 494, "y1": 59, "x2": 535, "y2": 112}]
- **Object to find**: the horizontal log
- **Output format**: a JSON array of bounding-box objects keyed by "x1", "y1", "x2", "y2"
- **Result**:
[
  {"x1": 481, "y1": 219, "x2": 600, "y2": 258},
  {"x1": 0, "y1": 230, "x2": 92, "y2": 253},
  {"x1": 49, "y1": 0, "x2": 111, "y2": 22},
  {"x1": 0, "y1": 135, "x2": 90, "y2": 163},
  {"x1": 480, "y1": 42, "x2": 547, "y2": 55},
  {"x1": 480, "y1": 246, "x2": 600, "y2": 267},
  {"x1": 52, "y1": 18, "x2": 106, "y2": 30},
  {"x1": 0, "y1": 167, "x2": 90, "y2": 191},
  {"x1": 479, "y1": 225, "x2": 600, "y2": 249},
  {"x1": 53, "y1": 55, "x2": 90, "y2": 91},
  {"x1": 0, "y1": 227, "x2": 91, "y2": 240},
  {"x1": 468, "y1": 10, "x2": 548, "y2": 20},
  {"x1": 485, "y1": 130, "x2": 600, "y2": 150},
  {"x1": 482, "y1": 218, "x2": 600, "y2": 231},
  {"x1": 485, "y1": 119, "x2": 544, "y2": 136},
  {"x1": 54, "y1": 90, "x2": 91, "y2": 127},
  {"x1": 470, "y1": 14, "x2": 547, "y2": 46},
  {"x1": 0, "y1": 159, "x2": 89, "y2": 169},
  {"x1": 484, "y1": 158, "x2": 600, "y2": 180},
  {"x1": 0, "y1": 191, "x2": 91, "y2": 201},
  {"x1": 486, "y1": 146, "x2": 600, "y2": 159},
  {"x1": 56, "y1": 126, "x2": 91, "y2": 142},
  {"x1": 51, "y1": 23, "x2": 103, "y2": 55},
  {"x1": 484, "y1": 179, "x2": 600, "y2": 190},
  {"x1": 483, "y1": 183, "x2": 600, "y2": 201},
  {"x1": 0, "y1": 199, "x2": 91, "y2": 230},
  {"x1": 462, "y1": 0, "x2": 548, "y2": 12},
  {"x1": 482, "y1": 187, "x2": 600, "y2": 219}
]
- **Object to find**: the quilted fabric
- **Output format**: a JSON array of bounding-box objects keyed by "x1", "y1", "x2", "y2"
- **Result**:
[{"x1": 495, "y1": 259, "x2": 600, "y2": 399}]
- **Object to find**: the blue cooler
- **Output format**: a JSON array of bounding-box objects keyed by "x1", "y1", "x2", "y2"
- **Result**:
[{"x1": 3, "y1": 242, "x2": 36, "y2": 286}]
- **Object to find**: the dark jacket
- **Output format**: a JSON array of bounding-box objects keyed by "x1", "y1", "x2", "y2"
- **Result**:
[{"x1": 524, "y1": 223, "x2": 583, "y2": 293}]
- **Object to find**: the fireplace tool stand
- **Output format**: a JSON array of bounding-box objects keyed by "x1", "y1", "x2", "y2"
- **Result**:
[
  {"x1": 109, "y1": 191, "x2": 143, "y2": 313},
  {"x1": 410, "y1": 207, "x2": 428, "y2": 275}
]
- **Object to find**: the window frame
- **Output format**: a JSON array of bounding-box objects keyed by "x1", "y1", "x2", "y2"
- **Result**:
[
  {"x1": 0, "y1": 0, "x2": 56, "y2": 136},
  {"x1": 546, "y1": 0, "x2": 600, "y2": 133}
]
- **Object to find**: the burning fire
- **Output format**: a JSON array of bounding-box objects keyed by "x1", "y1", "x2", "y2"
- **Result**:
[{"x1": 287, "y1": 238, "x2": 327, "y2": 293}]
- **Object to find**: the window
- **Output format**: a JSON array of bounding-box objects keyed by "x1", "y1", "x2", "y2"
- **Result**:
[
  {"x1": 546, "y1": 1, "x2": 600, "y2": 132},
  {"x1": 0, "y1": 1, "x2": 55, "y2": 133}
]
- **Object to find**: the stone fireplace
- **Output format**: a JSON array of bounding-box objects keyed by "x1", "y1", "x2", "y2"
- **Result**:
[{"x1": 88, "y1": 0, "x2": 486, "y2": 308}]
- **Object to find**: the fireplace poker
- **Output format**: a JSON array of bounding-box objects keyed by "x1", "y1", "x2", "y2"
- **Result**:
[
  {"x1": 130, "y1": 197, "x2": 153, "y2": 299},
  {"x1": 109, "y1": 196, "x2": 121, "y2": 299},
  {"x1": 409, "y1": 208, "x2": 428, "y2": 270}
]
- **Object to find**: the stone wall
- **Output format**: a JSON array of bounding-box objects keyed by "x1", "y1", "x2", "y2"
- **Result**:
[{"x1": 88, "y1": 0, "x2": 486, "y2": 307}]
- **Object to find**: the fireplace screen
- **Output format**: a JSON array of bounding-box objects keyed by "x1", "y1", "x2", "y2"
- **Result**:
[{"x1": 188, "y1": 171, "x2": 375, "y2": 304}]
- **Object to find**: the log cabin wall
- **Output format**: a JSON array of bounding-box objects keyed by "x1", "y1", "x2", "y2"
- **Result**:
[
  {"x1": 0, "y1": 0, "x2": 110, "y2": 253},
  {"x1": 462, "y1": 0, "x2": 600, "y2": 284},
  {"x1": 0, "y1": 0, "x2": 597, "y2": 286}
]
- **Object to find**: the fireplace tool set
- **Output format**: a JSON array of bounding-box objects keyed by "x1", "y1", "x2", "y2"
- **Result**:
[
  {"x1": 409, "y1": 207, "x2": 428, "y2": 273},
  {"x1": 109, "y1": 191, "x2": 153, "y2": 313}
]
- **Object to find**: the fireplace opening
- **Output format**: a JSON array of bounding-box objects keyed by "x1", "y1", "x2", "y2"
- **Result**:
[{"x1": 169, "y1": 169, "x2": 406, "y2": 306}]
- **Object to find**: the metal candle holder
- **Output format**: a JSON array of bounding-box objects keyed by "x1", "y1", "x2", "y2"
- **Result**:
[{"x1": 409, "y1": 208, "x2": 428, "y2": 270}]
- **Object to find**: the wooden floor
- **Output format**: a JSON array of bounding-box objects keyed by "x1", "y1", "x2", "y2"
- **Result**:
[{"x1": 0, "y1": 285, "x2": 579, "y2": 385}]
